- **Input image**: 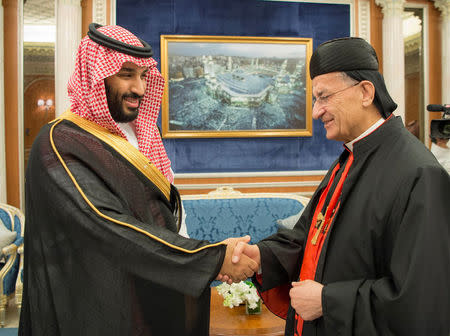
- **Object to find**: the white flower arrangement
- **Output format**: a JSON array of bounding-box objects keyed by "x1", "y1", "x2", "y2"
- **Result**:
[{"x1": 216, "y1": 280, "x2": 261, "y2": 309}]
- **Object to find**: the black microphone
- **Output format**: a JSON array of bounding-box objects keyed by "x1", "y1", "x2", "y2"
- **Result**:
[{"x1": 427, "y1": 104, "x2": 450, "y2": 112}]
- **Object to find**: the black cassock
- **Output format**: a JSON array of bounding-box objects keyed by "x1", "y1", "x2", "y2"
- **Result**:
[
  {"x1": 256, "y1": 117, "x2": 450, "y2": 336},
  {"x1": 20, "y1": 116, "x2": 226, "y2": 336}
]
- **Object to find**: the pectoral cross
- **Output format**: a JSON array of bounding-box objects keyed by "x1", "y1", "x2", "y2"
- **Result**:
[{"x1": 311, "y1": 212, "x2": 325, "y2": 245}]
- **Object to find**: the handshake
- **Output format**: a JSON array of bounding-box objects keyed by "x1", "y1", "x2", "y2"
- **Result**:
[
  {"x1": 216, "y1": 235, "x2": 261, "y2": 284},
  {"x1": 215, "y1": 235, "x2": 325, "y2": 321}
]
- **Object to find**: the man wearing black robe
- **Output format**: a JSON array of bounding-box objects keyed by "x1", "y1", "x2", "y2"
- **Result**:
[
  {"x1": 231, "y1": 37, "x2": 450, "y2": 335},
  {"x1": 19, "y1": 24, "x2": 257, "y2": 336}
]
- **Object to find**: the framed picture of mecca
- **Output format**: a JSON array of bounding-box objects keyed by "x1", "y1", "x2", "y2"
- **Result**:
[{"x1": 160, "y1": 35, "x2": 313, "y2": 138}]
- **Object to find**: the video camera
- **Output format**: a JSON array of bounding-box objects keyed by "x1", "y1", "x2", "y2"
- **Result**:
[{"x1": 427, "y1": 104, "x2": 450, "y2": 139}]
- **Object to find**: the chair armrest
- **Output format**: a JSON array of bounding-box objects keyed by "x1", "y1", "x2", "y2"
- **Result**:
[
  {"x1": 12, "y1": 236, "x2": 23, "y2": 247},
  {"x1": 0, "y1": 246, "x2": 18, "y2": 279},
  {"x1": 2, "y1": 244, "x2": 18, "y2": 256},
  {"x1": 15, "y1": 243, "x2": 24, "y2": 310}
]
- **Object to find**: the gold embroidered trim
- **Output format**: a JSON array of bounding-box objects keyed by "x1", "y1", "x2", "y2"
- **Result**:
[
  {"x1": 59, "y1": 110, "x2": 170, "y2": 200},
  {"x1": 49, "y1": 112, "x2": 225, "y2": 254}
]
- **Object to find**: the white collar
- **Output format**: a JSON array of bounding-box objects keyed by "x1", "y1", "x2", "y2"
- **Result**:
[
  {"x1": 117, "y1": 122, "x2": 139, "y2": 149},
  {"x1": 346, "y1": 118, "x2": 385, "y2": 152}
]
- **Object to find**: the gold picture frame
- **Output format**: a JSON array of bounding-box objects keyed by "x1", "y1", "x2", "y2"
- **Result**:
[{"x1": 160, "y1": 35, "x2": 313, "y2": 138}]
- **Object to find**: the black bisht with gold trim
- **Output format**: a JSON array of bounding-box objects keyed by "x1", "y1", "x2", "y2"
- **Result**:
[{"x1": 19, "y1": 113, "x2": 226, "y2": 336}]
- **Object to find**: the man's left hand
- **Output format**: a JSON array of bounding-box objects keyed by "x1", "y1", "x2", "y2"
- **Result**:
[{"x1": 289, "y1": 280, "x2": 324, "y2": 321}]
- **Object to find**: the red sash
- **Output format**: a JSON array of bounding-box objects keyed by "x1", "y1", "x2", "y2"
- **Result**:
[{"x1": 295, "y1": 151, "x2": 354, "y2": 335}]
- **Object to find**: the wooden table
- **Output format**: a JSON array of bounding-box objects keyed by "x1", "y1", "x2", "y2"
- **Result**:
[{"x1": 210, "y1": 290, "x2": 285, "y2": 336}]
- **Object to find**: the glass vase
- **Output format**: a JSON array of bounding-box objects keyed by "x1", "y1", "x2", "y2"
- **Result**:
[{"x1": 245, "y1": 299, "x2": 262, "y2": 315}]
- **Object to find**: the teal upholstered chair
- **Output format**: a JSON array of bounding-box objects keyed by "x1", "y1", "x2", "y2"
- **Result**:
[
  {"x1": 5, "y1": 204, "x2": 25, "y2": 317},
  {"x1": 0, "y1": 203, "x2": 24, "y2": 327},
  {"x1": 181, "y1": 187, "x2": 309, "y2": 287},
  {"x1": 181, "y1": 187, "x2": 309, "y2": 244}
]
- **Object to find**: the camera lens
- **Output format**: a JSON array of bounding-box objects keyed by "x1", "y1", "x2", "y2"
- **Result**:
[
  {"x1": 441, "y1": 122, "x2": 450, "y2": 136},
  {"x1": 431, "y1": 119, "x2": 450, "y2": 139}
]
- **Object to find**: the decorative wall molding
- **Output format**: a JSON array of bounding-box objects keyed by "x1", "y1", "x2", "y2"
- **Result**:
[
  {"x1": 404, "y1": 32, "x2": 421, "y2": 55},
  {"x1": 60, "y1": 0, "x2": 82, "y2": 5},
  {"x1": 375, "y1": 0, "x2": 405, "y2": 17},
  {"x1": 174, "y1": 171, "x2": 326, "y2": 197},
  {"x1": 24, "y1": 42, "x2": 55, "y2": 57},
  {"x1": 358, "y1": 0, "x2": 371, "y2": 41},
  {"x1": 175, "y1": 171, "x2": 327, "y2": 178},
  {"x1": 24, "y1": 63, "x2": 54, "y2": 78},
  {"x1": 93, "y1": 0, "x2": 107, "y2": 25},
  {"x1": 176, "y1": 180, "x2": 321, "y2": 190},
  {"x1": 434, "y1": 0, "x2": 450, "y2": 103},
  {"x1": 110, "y1": 0, "x2": 116, "y2": 25},
  {"x1": 434, "y1": 0, "x2": 450, "y2": 17}
]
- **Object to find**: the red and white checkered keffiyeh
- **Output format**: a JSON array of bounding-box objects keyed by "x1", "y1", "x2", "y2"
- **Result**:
[{"x1": 67, "y1": 25, "x2": 173, "y2": 183}]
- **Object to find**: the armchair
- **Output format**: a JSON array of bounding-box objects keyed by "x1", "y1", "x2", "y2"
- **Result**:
[
  {"x1": 181, "y1": 187, "x2": 309, "y2": 244},
  {"x1": 181, "y1": 187, "x2": 309, "y2": 287},
  {"x1": 0, "y1": 203, "x2": 24, "y2": 327}
]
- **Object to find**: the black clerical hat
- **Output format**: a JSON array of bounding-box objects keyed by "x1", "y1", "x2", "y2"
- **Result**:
[
  {"x1": 310, "y1": 37, "x2": 378, "y2": 79},
  {"x1": 310, "y1": 37, "x2": 397, "y2": 117}
]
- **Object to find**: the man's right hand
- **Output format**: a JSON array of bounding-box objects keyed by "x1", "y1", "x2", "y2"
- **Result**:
[{"x1": 218, "y1": 237, "x2": 259, "y2": 283}]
